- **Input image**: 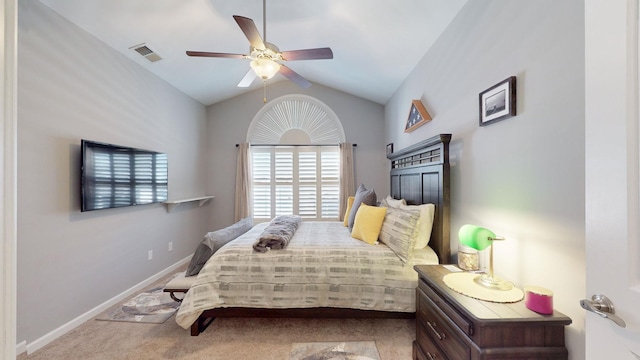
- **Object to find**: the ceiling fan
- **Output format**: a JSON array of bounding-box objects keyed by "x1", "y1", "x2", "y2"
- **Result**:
[{"x1": 186, "y1": 0, "x2": 333, "y2": 90}]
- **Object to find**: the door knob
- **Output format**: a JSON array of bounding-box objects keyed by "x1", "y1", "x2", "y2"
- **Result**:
[{"x1": 580, "y1": 294, "x2": 626, "y2": 328}]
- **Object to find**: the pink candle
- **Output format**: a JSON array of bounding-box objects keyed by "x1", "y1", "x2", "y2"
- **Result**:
[{"x1": 524, "y1": 286, "x2": 554, "y2": 315}]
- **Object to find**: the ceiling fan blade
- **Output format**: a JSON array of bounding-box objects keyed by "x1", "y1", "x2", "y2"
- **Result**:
[
  {"x1": 233, "y1": 15, "x2": 266, "y2": 50},
  {"x1": 281, "y1": 47, "x2": 334, "y2": 61},
  {"x1": 186, "y1": 51, "x2": 246, "y2": 59},
  {"x1": 237, "y1": 69, "x2": 257, "y2": 87},
  {"x1": 279, "y1": 65, "x2": 312, "y2": 88}
]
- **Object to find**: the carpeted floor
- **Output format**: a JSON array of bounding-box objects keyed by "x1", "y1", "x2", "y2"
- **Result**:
[
  {"x1": 17, "y1": 269, "x2": 416, "y2": 360},
  {"x1": 17, "y1": 316, "x2": 415, "y2": 360}
]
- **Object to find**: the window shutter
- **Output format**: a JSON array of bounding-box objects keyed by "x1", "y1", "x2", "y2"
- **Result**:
[
  {"x1": 320, "y1": 149, "x2": 340, "y2": 219},
  {"x1": 251, "y1": 145, "x2": 340, "y2": 221},
  {"x1": 252, "y1": 150, "x2": 272, "y2": 218},
  {"x1": 275, "y1": 150, "x2": 293, "y2": 215},
  {"x1": 246, "y1": 95, "x2": 346, "y2": 221},
  {"x1": 299, "y1": 151, "x2": 317, "y2": 218}
]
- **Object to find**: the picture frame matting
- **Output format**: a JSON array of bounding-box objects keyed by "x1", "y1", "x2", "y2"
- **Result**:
[{"x1": 479, "y1": 76, "x2": 516, "y2": 126}]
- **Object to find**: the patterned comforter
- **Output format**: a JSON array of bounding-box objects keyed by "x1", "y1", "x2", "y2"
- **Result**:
[{"x1": 175, "y1": 221, "x2": 439, "y2": 329}]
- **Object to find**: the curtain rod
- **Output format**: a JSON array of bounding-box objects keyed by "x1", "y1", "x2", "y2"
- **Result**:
[{"x1": 236, "y1": 143, "x2": 357, "y2": 147}]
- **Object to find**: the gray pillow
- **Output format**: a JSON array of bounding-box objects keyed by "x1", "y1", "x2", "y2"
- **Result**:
[
  {"x1": 347, "y1": 184, "x2": 377, "y2": 230},
  {"x1": 185, "y1": 217, "x2": 253, "y2": 276}
]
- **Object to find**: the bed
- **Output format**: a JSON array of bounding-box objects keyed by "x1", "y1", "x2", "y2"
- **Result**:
[{"x1": 176, "y1": 133, "x2": 451, "y2": 335}]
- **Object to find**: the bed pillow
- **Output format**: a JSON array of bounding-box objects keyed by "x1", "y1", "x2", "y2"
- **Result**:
[
  {"x1": 351, "y1": 204, "x2": 387, "y2": 245},
  {"x1": 343, "y1": 196, "x2": 355, "y2": 227},
  {"x1": 400, "y1": 203, "x2": 435, "y2": 249},
  {"x1": 381, "y1": 195, "x2": 406, "y2": 209},
  {"x1": 379, "y1": 207, "x2": 421, "y2": 263},
  {"x1": 347, "y1": 184, "x2": 377, "y2": 230},
  {"x1": 186, "y1": 217, "x2": 253, "y2": 276}
]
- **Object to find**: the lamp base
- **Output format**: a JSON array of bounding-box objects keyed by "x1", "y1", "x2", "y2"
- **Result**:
[
  {"x1": 443, "y1": 272, "x2": 524, "y2": 303},
  {"x1": 474, "y1": 274, "x2": 514, "y2": 291}
]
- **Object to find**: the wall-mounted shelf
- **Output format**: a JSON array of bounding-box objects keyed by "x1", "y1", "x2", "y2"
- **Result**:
[{"x1": 163, "y1": 196, "x2": 215, "y2": 212}]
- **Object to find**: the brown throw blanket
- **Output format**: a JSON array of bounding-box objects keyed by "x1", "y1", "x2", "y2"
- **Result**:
[{"x1": 252, "y1": 215, "x2": 302, "y2": 252}]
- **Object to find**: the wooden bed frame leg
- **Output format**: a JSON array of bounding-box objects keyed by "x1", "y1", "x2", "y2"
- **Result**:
[
  {"x1": 190, "y1": 321, "x2": 199, "y2": 336},
  {"x1": 190, "y1": 316, "x2": 215, "y2": 336}
]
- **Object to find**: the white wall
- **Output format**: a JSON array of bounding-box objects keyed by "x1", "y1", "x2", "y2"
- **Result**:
[
  {"x1": 386, "y1": 1, "x2": 585, "y2": 358},
  {"x1": 205, "y1": 80, "x2": 387, "y2": 231},
  {"x1": 17, "y1": 0, "x2": 209, "y2": 347},
  {"x1": 14, "y1": 0, "x2": 587, "y2": 356}
]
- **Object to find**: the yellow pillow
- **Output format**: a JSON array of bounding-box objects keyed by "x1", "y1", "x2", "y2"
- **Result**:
[
  {"x1": 351, "y1": 204, "x2": 387, "y2": 244},
  {"x1": 343, "y1": 196, "x2": 355, "y2": 226}
]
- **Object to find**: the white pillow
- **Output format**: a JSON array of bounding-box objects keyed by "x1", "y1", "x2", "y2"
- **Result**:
[
  {"x1": 399, "y1": 203, "x2": 435, "y2": 249},
  {"x1": 383, "y1": 195, "x2": 406, "y2": 208}
]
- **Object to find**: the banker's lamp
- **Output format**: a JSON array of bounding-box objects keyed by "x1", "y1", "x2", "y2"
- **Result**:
[{"x1": 459, "y1": 224, "x2": 513, "y2": 291}]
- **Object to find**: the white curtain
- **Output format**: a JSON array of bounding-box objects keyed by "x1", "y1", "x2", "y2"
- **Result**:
[
  {"x1": 339, "y1": 142, "x2": 355, "y2": 219},
  {"x1": 234, "y1": 143, "x2": 252, "y2": 221}
]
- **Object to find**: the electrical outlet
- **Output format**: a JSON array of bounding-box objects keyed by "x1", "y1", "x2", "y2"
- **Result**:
[
  {"x1": 168, "y1": 242, "x2": 173, "y2": 252},
  {"x1": 148, "y1": 250, "x2": 153, "y2": 260}
]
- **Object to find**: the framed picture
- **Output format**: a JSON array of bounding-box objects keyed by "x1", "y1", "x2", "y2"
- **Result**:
[
  {"x1": 479, "y1": 76, "x2": 516, "y2": 126},
  {"x1": 386, "y1": 143, "x2": 393, "y2": 156},
  {"x1": 404, "y1": 100, "x2": 432, "y2": 133}
]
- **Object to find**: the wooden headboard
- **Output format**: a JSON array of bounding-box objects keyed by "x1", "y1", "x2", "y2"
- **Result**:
[{"x1": 387, "y1": 134, "x2": 451, "y2": 264}]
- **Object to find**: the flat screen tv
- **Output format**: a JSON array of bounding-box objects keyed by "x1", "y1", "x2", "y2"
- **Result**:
[{"x1": 81, "y1": 140, "x2": 168, "y2": 212}]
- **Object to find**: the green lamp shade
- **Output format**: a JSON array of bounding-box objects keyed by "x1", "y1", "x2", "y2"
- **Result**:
[{"x1": 459, "y1": 224, "x2": 495, "y2": 251}]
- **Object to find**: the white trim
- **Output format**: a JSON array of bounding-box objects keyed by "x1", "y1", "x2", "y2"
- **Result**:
[
  {"x1": 15, "y1": 342, "x2": 25, "y2": 356},
  {"x1": 246, "y1": 94, "x2": 346, "y2": 144},
  {"x1": 2, "y1": 1, "x2": 18, "y2": 359},
  {"x1": 23, "y1": 256, "x2": 191, "y2": 355},
  {"x1": 630, "y1": 0, "x2": 640, "y2": 285}
]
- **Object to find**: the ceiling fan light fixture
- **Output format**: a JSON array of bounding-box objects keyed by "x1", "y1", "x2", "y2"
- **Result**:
[
  {"x1": 250, "y1": 58, "x2": 280, "y2": 80},
  {"x1": 185, "y1": 1, "x2": 332, "y2": 96}
]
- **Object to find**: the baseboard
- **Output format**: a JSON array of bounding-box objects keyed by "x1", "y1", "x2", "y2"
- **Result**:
[
  {"x1": 23, "y1": 256, "x2": 191, "y2": 355},
  {"x1": 16, "y1": 340, "x2": 26, "y2": 356}
]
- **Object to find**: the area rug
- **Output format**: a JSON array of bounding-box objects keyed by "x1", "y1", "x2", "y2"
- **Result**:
[
  {"x1": 95, "y1": 274, "x2": 182, "y2": 324},
  {"x1": 289, "y1": 341, "x2": 381, "y2": 360}
]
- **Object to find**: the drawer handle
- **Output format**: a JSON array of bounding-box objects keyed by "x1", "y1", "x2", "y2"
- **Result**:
[
  {"x1": 426, "y1": 321, "x2": 446, "y2": 340},
  {"x1": 426, "y1": 352, "x2": 438, "y2": 360}
]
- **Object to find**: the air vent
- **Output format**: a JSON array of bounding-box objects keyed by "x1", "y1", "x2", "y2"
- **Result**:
[{"x1": 130, "y1": 43, "x2": 162, "y2": 63}]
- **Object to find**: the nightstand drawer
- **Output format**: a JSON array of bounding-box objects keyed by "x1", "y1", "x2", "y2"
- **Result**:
[
  {"x1": 416, "y1": 322, "x2": 447, "y2": 359},
  {"x1": 418, "y1": 288, "x2": 471, "y2": 360},
  {"x1": 419, "y1": 276, "x2": 473, "y2": 335}
]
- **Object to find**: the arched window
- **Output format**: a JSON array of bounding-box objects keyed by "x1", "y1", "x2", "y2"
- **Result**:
[{"x1": 247, "y1": 95, "x2": 345, "y2": 221}]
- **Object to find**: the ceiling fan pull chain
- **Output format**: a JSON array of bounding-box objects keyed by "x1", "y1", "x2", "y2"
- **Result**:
[{"x1": 263, "y1": 80, "x2": 267, "y2": 103}]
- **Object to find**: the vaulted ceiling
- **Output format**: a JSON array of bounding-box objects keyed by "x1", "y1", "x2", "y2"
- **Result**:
[{"x1": 39, "y1": 0, "x2": 467, "y2": 106}]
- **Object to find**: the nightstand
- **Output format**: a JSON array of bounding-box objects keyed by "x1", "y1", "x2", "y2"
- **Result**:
[{"x1": 413, "y1": 265, "x2": 572, "y2": 360}]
